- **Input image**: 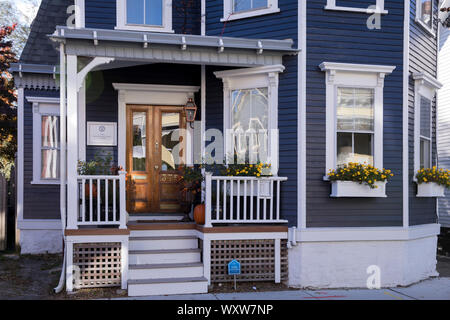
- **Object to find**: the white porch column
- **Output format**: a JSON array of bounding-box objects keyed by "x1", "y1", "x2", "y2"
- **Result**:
[{"x1": 67, "y1": 55, "x2": 79, "y2": 230}]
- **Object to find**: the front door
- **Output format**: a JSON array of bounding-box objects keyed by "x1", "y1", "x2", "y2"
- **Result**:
[{"x1": 126, "y1": 105, "x2": 186, "y2": 213}]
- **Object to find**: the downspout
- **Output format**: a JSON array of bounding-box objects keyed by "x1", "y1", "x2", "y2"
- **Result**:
[{"x1": 54, "y1": 42, "x2": 67, "y2": 293}]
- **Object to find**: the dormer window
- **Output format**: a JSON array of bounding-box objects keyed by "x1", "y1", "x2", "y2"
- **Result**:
[{"x1": 117, "y1": 0, "x2": 173, "y2": 33}]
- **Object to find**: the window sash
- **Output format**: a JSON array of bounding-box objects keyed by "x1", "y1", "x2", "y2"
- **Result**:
[
  {"x1": 233, "y1": 0, "x2": 268, "y2": 13},
  {"x1": 420, "y1": 0, "x2": 432, "y2": 27},
  {"x1": 420, "y1": 136, "x2": 431, "y2": 169},
  {"x1": 127, "y1": 0, "x2": 163, "y2": 26},
  {"x1": 41, "y1": 115, "x2": 60, "y2": 180}
]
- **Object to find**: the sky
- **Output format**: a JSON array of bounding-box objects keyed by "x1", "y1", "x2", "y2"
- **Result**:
[{"x1": 1, "y1": 0, "x2": 41, "y2": 24}]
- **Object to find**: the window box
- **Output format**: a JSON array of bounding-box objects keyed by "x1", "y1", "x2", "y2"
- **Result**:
[
  {"x1": 330, "y1": 181, "x2": 387, "y2": 198},
  {"x1": 417, "y1": 182, "x2": 445, "y2": 197}
]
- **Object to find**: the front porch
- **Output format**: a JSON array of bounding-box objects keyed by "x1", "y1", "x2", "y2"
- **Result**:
[{"x1": 55, "y1": 26, "x2": 295, "y2": 295}]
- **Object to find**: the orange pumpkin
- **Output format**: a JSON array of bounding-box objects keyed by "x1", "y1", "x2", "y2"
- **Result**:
[{"x1": 194, "y1": 204, "x2": 205, "y2": 225}]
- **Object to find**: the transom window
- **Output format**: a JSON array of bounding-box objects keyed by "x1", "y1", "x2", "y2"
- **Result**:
[
  {"x1": 336, "y1": 87, "x2": 374, "y2": 166},
  {"x1": 127, "y1": 0, "x2": 163, "y2": 26},
  {"x1": 233, "y1": 0, "x2": 268, "y2": 13},
  {"x1": 419, "y1": 96, "x2": 432, "y2": 168},
  {"x1": 231, "y1": 87, "x2": 269, "y2": 163}
]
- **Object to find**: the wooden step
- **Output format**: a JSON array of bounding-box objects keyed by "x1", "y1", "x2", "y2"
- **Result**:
[
  {"x1": 129, "y1": 248, "x2": 201, "y2": 264},
  {"x1": 128, "y1": 277, "x2": 208, "y2": 296},
  {"x1": 129, "y1": 235, "x2": 198, "y2": 250},
  {"x1": 129, "y1": 262, "x2": 204, "y2": 280}
]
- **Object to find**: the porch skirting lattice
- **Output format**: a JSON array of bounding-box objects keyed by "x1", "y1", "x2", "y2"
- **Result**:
[
  {"x1": 209, "y1": 239, "x2": 288, "y2": 282},
  {"x1": 73, "y1": 242, "x2": 122, "y2": 289}
]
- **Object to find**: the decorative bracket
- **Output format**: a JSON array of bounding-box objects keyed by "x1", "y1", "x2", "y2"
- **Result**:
[{"x1": 77, "y1": 57, "x2": 115, "y2": 92}]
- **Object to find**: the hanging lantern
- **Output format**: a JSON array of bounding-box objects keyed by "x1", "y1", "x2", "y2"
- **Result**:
[{"x1": 184, "y1": 98, "x2": 197, "y2": 123}]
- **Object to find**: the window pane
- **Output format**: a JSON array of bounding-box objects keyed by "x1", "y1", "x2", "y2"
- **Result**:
[
  {"x1": 132, "y1": 112, "x2": 146, "y2": 171},
  {"x1": 234, "y1": 0, "x2": 267, "y2": 12},
  {"x1": 421, "y1": 0, "x2": 432, "y2": 27},
  {"x1": 354, "y1": 133, "x2": 373, "y2": 165},
  {"x1": 420, "y1": 96, "x2": 431, "y2": 139},
  {"x1": 337, "y1": 88, "x2": 374, "y2": 131},
  {"x1": 337, "y1": 132, "x2": 352, "y2": 166},
  {"x1": 420, "y1": 138, "x2": 431, "y2": 168},
  {"x1": 231, "y1": 88, "x2": 268, "y2": 163},
  {"x1": 161, "y1": 112, "x2": 180, "y2": 171},
  {"x1": 253, "y1": 0, "x2": 268, "y2": 9},
  {"x1": 145, "y1": 0, "x2": 162, "y2": 26},
  {"x1": 41, "y1": 149, "x2": 59, "y2": 179},
  {"x1": 127, "y1": 0, "x2": 144, "y2": 24},
  {"x1": 41, "y1": 116, "x2": 59, "y2": 148}
]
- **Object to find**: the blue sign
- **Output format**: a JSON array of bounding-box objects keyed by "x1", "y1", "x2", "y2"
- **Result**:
[{"x1": 228, "y1": 259, "x2": 241, "y2": 275}]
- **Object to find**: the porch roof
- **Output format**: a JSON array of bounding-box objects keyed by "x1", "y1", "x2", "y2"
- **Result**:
[{"x1": 50, "y1": 27, "x2": 298, "y2": 67}]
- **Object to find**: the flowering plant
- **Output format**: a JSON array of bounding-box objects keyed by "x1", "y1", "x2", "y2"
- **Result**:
[
  {"x1": 223, "y1": 162, "x2": 272, "y2": 177},
  {"x1": 327, "y1": 162, "x2": 394, "y2": 189},
  {"x1": 416, "y1": 166, "x2": 450, "y2": 188}
]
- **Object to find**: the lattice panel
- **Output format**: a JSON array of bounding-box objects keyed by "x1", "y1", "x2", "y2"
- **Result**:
[
  {"x1": 210, "y1": 239, "x2": 288, "y2": 282},
  {"x1": 73, "y1": 242, "x2": 122, "y2": 289}
]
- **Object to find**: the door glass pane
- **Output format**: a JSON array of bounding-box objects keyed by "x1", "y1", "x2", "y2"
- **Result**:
[
  {"x1": 145, "y1": 0, "x2": 163, "y2": 26},
  {"x1": 337, "y1": 132, "x2": 352, "y2": 166},
  {"x1": 420, "y1": 96, "x2": 431, "y2": 139},
  {"x1": 41, "y1": 149, "x2": 59, "y2": 179},
  {"x1": 132, "y1": 112, "x2": 146, "y2": 171},
  {"x1": 354, "y1": 133, "x2": 373, "y2": 165},
  {"x1": 420, "y1": 138, "x2": 431, "y2": 168},
  {"x1": 421, "y1": 0, "x2": 432, "y2": 27},
  {"x1": 161, "y1": 112, "x2": 180, "y2": 171},
  {"x1": 231, "y1": 88, "x2": 268, "y2": 163},
  {"x1": 127, "y1": 0, "x2": 144, "y2": 24}
]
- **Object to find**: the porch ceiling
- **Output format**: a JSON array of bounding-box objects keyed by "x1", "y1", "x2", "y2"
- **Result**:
[{"x1": 50, "y1": 27, "x2": 298, "y2": 67}]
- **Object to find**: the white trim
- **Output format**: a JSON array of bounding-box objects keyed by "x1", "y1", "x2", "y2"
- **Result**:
[
  {"x1": 324, "y1": 0, "x2": 388, "y2": 14},
  {"x1": 28, "y1": 97, "x2": 61, "y2": 185},
  {"x1": 74, "y1": 0, "x2": 85, "y2": 28},
  {"x1": 18, "y1": 219, "x2": 62, "y2": 230},
  {"x1": 116, "y1": 0, "x2": 173, "y2": 33},
  {"x1": 319, "y1": 62, "x2": 395, "y2": 176},
  {"x1": 295, "y1": 223, "x2": 440, "y2": 242},
  {"x1": 78, "y1": 82, "x2": 86, "y2": 161},
  {"x1": 221, "y1": 0, "x2": 280, "y2": 22},
  {"x1": 415, "y1": 0, "x2": 436, "y2": 37},
  {"x1": 413, "y1": 72, "x2": 442, "y2": 176},
  {"x1": 195, "y1": 230, "x2": 288, "y2": 241},
  {"x1": 298, "y1": 0, "x2": 306, "y2": 229},
  {"x1": 403, "y1": 0, "x2": 410, "y2": 227},
  {"x1": 214, "y1": 65, "x2": 284, "y2": 175},
  {"x1": 77, "y1": 57, "x2": 114, "y2": 92},
  {"x1": 17, "y1": 88, "x2": 24, "y2": 224},
  {"x1": 113, "y1": 83, "x2": 200, "y2": 172}
]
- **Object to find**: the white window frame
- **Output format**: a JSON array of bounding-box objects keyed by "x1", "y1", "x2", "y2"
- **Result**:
[
  {"x1": 415, "y1": 0, "x2": 435, "y2": 36},
  {"x1": 413, "y1": 72, "x2": 442, "y2": 176},
  {"x1": 27, "y1": 97, "x2": 61, "y2": 185},
  {"x1": 214, "y1": 65, "x2": 285, "y2": 176},
  {"x1": 324, "y1": 0, "x2": 388, "y2": 14},
  {"x1": 319, "y1": 62, "x2": 396, "y2": 178},
  {"x1": 116, "y1": 0, "x2": 173, "y2": 33},
  {"x1": 221, "y1": 0, "x2": 280, "y2": 22}
]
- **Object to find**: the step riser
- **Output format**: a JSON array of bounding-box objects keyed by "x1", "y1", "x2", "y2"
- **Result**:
[
  {"x1": 128, "y1": 216, "x2": 184, "y2": 222},
  {"x1": 130, "y1": 230, "x2": 197, "y2": 237},
  {"x1": 129, "y1": 266, "x2": 204, "y2": 280},
  {"x1": 129, "y1": 239, "x2": 198, "y2": 251},
  {"x1": 128, "y1": 281, "x2": 208, "y2": 297},
  {"x1": 129, "y1": 252, "x2": 201, "y2": 264}
]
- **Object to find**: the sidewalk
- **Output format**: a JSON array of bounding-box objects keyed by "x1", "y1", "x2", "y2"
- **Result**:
[{"x1": 110, "y1": 277, "x2": 450, "y2": 300}]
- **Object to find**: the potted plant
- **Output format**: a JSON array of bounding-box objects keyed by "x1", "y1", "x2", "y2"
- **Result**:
[
  {"x1": 416, "y1": 166, "x2": 450, "y2": 197},
  {"x1": 178, "y1": 165, "x2": 204, "y2": 223},
  {"x1": 223, "y1": 160, "x2": 273, "y2": 197},
  {"x1": 327, "y1": 162, "x2": 394, "y2": 197}
]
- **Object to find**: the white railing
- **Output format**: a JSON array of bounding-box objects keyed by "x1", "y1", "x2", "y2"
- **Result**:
[
  {"x1": 204, "y1": 173, "x2": 288, "y2": 227},
  {"x1": 76, "y1": 171, "x2": 127, "y2": 229}
]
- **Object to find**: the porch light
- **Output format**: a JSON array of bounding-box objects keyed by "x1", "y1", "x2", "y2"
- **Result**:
[{"x1": 184, "y1": 98, "x2": 197, "y2": 123}]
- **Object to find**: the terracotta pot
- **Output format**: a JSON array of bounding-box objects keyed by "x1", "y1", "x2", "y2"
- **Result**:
[{"x1": 194, "y1": 204, "x2": 205, "y2": 225}]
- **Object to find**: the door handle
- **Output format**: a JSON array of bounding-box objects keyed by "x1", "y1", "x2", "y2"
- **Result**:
[{"x1": 154, "y1": 165, "x2": 159, "y2": 170}]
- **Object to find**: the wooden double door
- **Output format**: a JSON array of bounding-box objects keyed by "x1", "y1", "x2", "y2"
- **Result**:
[{"x1": 126, "y1": 105, "x2": 186, "y2": 213}]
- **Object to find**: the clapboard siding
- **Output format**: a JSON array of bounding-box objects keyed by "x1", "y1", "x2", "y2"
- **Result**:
[
  {"x1": 86, "y1": 63, "x2": 201, "y2": 162},
  {"x1": 305, "y1": 0, "x2": 404, "y2": 227},
  {"x1": 409, "y1": 0, "x2": 439, "y2": 226},
  {"x1": 438, "y1": 23, "x2": 450, "y2": 228},
  {"x1": 205, "y1": 0, "x2": 298, "y2": 226},
  {"x1": 23, "y1": 89, "x2": 61, "y2": 220},
  {"x1": 85, "y1": 0, "x2": 201, "y2": 34}
]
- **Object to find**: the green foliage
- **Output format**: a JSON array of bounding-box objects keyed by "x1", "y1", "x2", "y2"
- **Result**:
[
  {"x1": 77, "y1": 152, "x2": 121, "y2": 175},
  {"x1": 416, "y1": 166, "x2": 450, "y2": 188},
  {"x1": 327, "y1": 162, "x2": 394, "y2": 189}
]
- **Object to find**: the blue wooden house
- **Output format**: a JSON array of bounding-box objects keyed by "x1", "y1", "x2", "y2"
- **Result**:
[{"x1": 11, "y1": 0, "x2": 443, "y2": 296}]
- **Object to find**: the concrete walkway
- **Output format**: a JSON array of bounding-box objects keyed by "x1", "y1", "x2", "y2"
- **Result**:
[{"x1": 110, "y1": 277, "x2": 450, "y2": 300}]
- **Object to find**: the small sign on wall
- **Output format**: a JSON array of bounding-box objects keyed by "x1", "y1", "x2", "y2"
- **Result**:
[{"x1": 87, "y1": 122, "x2": 117, "y2": 146}]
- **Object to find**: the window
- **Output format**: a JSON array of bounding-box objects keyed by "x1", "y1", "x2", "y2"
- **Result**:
[
  {"x1": 116, "y1": 0, "x2": 173, "y2": 32},
  {"x1": 319, "y1": 62, "x2": 396, "y2": 176},
  {"x1": 336, "y1": 88, "x2": 374, "y2": 166},
  {"x1": 416, "y1": 0, "x2": 434, "y2": 35},
  {"x1": 324, "y1": 0, "x2": 388, "y2": 14},
  {"x1": 214, "y1": 65, "x2": 285, "y2": 175},
  {"x1": 28, "y1": 97, "x2": 61, "y2": 184},
  {"x1": 222, "y1": 0, "x2": 279, "y2": 22},
  {"x1": 413, "y1": 72, "x2": 442, "y2": 175}
]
